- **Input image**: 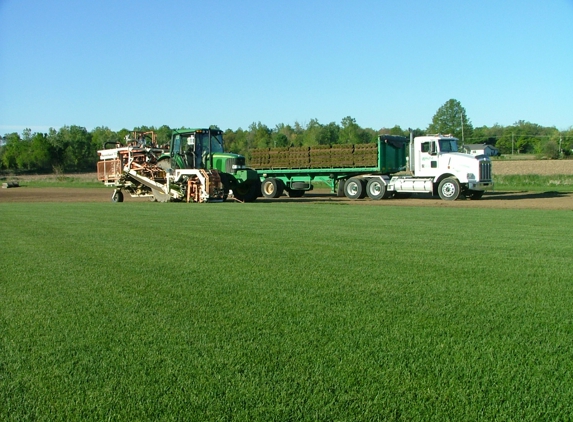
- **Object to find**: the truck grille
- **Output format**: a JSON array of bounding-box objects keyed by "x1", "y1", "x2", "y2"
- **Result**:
[{"x1": 479, "y1": 160, "x2": 492, "y2": 181}]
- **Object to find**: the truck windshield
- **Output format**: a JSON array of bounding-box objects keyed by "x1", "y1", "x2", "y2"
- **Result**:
[{"x1": 439, "y1": 139, "x2": 458, "y2": 153}]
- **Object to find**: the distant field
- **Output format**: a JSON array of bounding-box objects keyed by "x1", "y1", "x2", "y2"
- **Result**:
[
  {"x1": 493, "y1": 158, "x2": 573, "y2": 175},
  {"x1": 2, "y1": 202, "x2": 573, "y2": 420}
]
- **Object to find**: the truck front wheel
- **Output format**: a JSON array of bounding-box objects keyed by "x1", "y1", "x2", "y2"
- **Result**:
[
  {"x1": 438, "y1": 178, "x2": 460, "y2": 201},
  {"x1": 344, "y1": 178, "x2": 365, "y2": 200}
]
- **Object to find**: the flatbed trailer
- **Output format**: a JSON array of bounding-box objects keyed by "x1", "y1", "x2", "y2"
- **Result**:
[
  {"x1": 251, "y1": 136, "x2": 407, "y2": 198},
  {"x1": 250, "y1": 133, "x2": 493, "y2": 201}
]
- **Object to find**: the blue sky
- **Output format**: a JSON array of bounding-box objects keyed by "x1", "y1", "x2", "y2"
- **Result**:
[{"x1": 1, "y1": 0, "x2": 572, "y2": 135}]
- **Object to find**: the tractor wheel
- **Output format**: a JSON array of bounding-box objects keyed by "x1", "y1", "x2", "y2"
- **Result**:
[
  {"x1": 220, "y1": 173, "x2": 230, "y2": 201},
  {"x1": 261, "y1": 178, "x2": 284, "y2": 199},
  {"x1": 234, "y1": 181, "x2": 259, "y2": 202},
  {"x1": 344, "y1": 178, "x2": 365, "y2": 200},
  {"x1": 438, "y1": 178, "x2": 460, "y2": 201}
]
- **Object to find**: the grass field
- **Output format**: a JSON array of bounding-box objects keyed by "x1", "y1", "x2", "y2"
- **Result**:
[
  {"x1": 1, "y1": 202, "x2": 573, "y2": 421},
  {"x1": 493, "y1": 174, "x2": 573, "y2": 192}
]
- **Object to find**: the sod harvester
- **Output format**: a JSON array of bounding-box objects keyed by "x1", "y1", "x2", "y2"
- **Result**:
[
  {"x1": 97, "y1": 129, "x2": 260, "y2": 203},
  {"x1": 96, "y1": 131, "x2": 225, "y2": 203}
]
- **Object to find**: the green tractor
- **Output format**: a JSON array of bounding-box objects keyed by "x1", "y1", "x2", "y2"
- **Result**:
[{"x1": 157, "y1": 128, "x2": 260, "y2": 202}]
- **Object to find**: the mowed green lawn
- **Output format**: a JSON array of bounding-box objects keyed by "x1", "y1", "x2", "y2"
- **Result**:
[{"x1": 1, "y1": 201, "x2": 572, "y2": 421}]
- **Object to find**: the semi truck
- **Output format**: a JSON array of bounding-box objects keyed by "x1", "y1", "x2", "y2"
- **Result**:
[
  {"x1": 97, "y1": 129, "x2": 260, "y2": 203},
  {"x1": 249, "y1": 133, "x2": 493, "y2": 201}
]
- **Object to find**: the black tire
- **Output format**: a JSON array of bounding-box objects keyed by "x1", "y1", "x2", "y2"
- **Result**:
[
  {"x1": 261, "y1": 178, "x2": 284, "y2": 199},
  {"x1": 344, "y1": 177, "x2": 365, "y2": 200},
  {"x1": 288, "y1": 189, "x2": 305, "y2": 198},
  {"x1": 336, "y1": 180, "x2": 346, "y2": 197},
  {"x1": 438, "y1": 178, "x2": 460, "y2": 201},
  {"x1": 234, "y1": 181, "x2": 259, "y2": 202},
  {"x1": 366, "y1": 178, "x2": 388, "y2": 200},
  {"x1": 466, "y1": 190, "x2": 484, "y2": 200},
  {"x1": 111, "y1": 190, "x2": 124, "y2": 203},
  {"x1": 220, "y1": 173, "x2": 230, "y2": 201}
]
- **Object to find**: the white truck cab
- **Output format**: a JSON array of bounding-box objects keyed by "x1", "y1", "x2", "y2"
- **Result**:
[{"x1": 386, "y1": 134, "x2": 493, "y2": 200}]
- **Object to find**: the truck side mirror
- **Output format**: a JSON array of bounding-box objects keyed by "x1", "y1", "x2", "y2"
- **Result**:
[{"x1": 429, "y1": 142, "x2": 437, "y2": 155}]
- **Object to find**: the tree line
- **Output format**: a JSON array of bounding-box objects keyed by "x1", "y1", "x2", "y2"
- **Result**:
[{"x1": 2, "y1": 99, "x2": 572, "y2": 173}]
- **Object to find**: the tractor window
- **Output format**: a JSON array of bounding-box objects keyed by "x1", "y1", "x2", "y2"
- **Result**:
[
  {"x1": 173, "y1": 135, "x2": 182, "y2": 154},
  {"x1": 210, "y1": 134, "x2": 224, "y2": 153},
  {"x1": 421, "y1": 142, "x2": 430, "y2": 153}
]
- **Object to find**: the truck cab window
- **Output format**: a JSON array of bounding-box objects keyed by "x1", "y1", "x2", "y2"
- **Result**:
[
  {"x1": 438, "y1": 139, "x2": 458, "y2": 153},
  {"x1": 421, "y1": 142, "x2": 430, "y2": 153}
]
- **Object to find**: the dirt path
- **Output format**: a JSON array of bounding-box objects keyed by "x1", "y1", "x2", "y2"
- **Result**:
[{"x1": 2, "y1": 187, "x2": 572, "y2": 210}]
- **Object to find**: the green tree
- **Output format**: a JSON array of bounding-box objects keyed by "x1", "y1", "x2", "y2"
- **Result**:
[
  {"x1": 224, "y1": 128, "x2": 248, "y2": 156},
  {"x1": 470, "y1": 124, "x2": 504, "y2": 146},
  {"x1": 495, "y1": 121, "x2": 557, "y2": 155},
  {"x1": 92, "y1": 126, "x2": 120, "y2": 149},
  {"x1": 1, "y1": 133, "x2": 24, "y2": 170},
  {"x1": 379, "y1": 125, "x2": 407, "y2": 137},
  {"x1": 155, "y1": 125, "x2": 172, "y2": 146},
  {"x1": 428, "y1": 99, "x2": 473, "y2": 142},
  {"x1": 339, "y1": 116, "x2": 371, "y2": 144},
  {"x1": 30, "y1": 132, "x2": 52, "y2": 171},
  {"x1": 248, "y1": 122, "x2": 272, "y2": 149},
  {"x1": 48, "y1": 125, "x2": 94, "y2": 171},
  {"x1": 301, "y1": 119, "x2": 323, "y2": 146},
  {"x1": 270, "y1": 131, "x2": 288, "y2": 148}
]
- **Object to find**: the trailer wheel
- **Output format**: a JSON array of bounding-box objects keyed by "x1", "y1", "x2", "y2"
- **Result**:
[
  {"x1": 438, "y1": 178, "x2": 460, "y2": 201},
  {"x1": 366, "y1": 178, "x2": 389, "y2": 200},
  {"x1": 261, "y1": 178, "x2": 284, "y2": 198},
  {"x1": 336, "y1": 180, "x2": 346, "y2": 197},
  {"x1": 344, "y1": 178, "x2": 365, "y2": 200},
  {"x1": 111, "y1": 190, "x2": 124, "y2": 203},
  {"x1": 287, "y1": 189, "x2": 305, "y2": 198},
  {"x1": 466, "y1": 190, "x2": 484, "y2": 200}
]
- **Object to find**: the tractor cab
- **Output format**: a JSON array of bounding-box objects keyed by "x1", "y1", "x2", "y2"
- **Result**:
[{"x1": 169, "y1": 129, "x2": 224, "y2": 170}]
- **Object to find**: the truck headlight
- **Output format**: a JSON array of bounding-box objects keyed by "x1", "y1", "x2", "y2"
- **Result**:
[{"x1": 467, "y1": 173, "x2": 476, "y2": 180}]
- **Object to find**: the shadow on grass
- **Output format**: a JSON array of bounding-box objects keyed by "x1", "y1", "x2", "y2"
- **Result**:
[
  {"x1": 483, "y1": 191, "x2": 571, "y2": 200},
  {"x1": 255, "y1": 190, "x2": 572, "y2": 203}
]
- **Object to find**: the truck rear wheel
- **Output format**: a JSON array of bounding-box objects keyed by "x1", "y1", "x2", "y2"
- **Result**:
[
  {"x1": 344, "y1": 178, "x2": 365, "y2": 200},
  {"x1": 261, "y1": 178, "x2": 284, "y2": 198},
  {"x1": 366, "y1": 178, "x2": 389, "y2": 200},
  {"x1": 438, "y1": 178, "x2": 460, "y2": 201}
]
